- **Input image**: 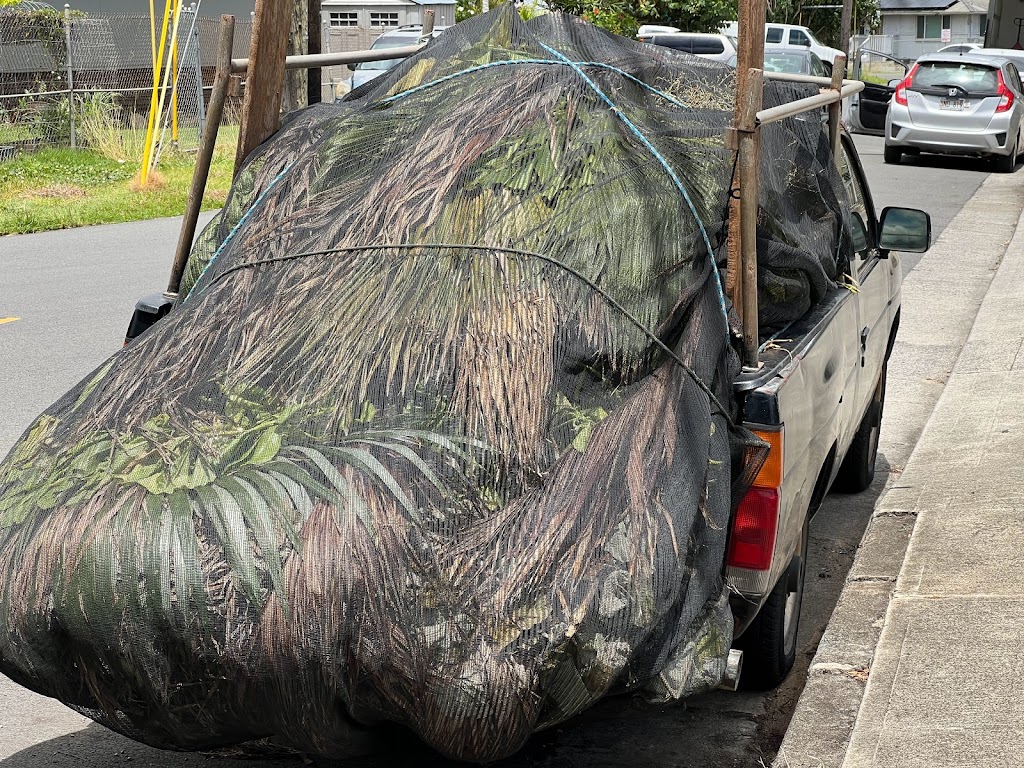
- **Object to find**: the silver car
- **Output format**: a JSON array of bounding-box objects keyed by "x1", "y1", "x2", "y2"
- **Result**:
[{"x1": 885, "y1": 52, "x2": 1024, "y2": 171}]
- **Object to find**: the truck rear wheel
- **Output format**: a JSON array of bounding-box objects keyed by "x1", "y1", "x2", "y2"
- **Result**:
[
  {"x1": 833, "y1": 362, "x2": 887, "y2": 493},
  {"x1": 736, "y1": 520, "x2": 808, "y2": 690}
]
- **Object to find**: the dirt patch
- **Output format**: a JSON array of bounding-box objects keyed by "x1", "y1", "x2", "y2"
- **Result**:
[{"x1": 25, "y1": 184, "x2": 87, "y2": 200}]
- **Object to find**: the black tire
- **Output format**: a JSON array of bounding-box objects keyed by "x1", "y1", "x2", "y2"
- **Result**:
[
  {"x1": 736, "y1": 521, "x2": 808, "y2": 691},
  {"x1": 833, "y1": 362, "x2": 887, "y2": 494},
  {"x1": 883, "y1": 144, "x2": 902, "y2": 165},
  {"x1": 994, "y1": 136, "x2": 1018, "y2": 173}
]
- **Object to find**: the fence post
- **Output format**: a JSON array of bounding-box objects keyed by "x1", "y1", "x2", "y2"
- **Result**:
[{"x1": 63, "y1": 4, "x2": 76, "y2": 149}]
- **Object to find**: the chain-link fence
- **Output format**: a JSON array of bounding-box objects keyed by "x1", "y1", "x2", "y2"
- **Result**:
[{"x1": 0, "y1": 5, "x2": 251, "y2": 158}]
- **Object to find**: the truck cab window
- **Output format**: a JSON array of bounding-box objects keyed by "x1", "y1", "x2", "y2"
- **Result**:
[{"x1": 836, "y1": 146, "x2": 871, "y2": 268}]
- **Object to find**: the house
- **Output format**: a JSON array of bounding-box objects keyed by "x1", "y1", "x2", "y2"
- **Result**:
[
  {"x1": 875, "y1": 0, "x2": 989, "y2": 60},
  {"x1": 321, "y1": 0, "x2": 456, "y2": 53}
]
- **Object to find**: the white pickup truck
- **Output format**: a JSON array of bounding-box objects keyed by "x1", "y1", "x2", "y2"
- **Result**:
[{"x1": 725, "y1": 131, "x2": 930, "y2": 688}]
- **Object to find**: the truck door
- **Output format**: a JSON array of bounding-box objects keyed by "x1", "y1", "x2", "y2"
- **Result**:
[
  {"x1": 837, "y1": 138, "x2": 891, "y2": 430},
  {"x1": 848, "y1": 49, "x2": 908, "y2": 136}
]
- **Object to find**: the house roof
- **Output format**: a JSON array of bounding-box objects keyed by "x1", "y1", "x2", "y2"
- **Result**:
[
  {"x1": 879, "y1": 0, "x2": 988, "y2": 12},
  {"x1": 321, "y1": 0, "x2": 457, "y2": 6}
]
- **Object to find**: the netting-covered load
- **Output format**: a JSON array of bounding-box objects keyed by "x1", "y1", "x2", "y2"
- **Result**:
[{"x1": 0, "y1": 8, "x2": 851, "y2": 762}]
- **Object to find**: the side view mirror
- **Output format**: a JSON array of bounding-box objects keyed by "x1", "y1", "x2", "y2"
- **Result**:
[
  {"x1": 850, "y1": 211, "x2": 870, "y2": 252},
  {"x1": 878, "y1": 206, "x2": 931, "y2": 253},
  {"x1": 887, "y1": 78, "x2": 903, "y2": 88}
]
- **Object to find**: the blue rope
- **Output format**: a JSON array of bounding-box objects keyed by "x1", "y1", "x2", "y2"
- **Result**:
[
  {"x1": 537, "y1": 42, "x2": 729, "y2": 323},
  {"x1": 184, "y1": 164, "x2": 293, "y2": 303},
  {"x1": 379, "y1": 57, "x2": 690, "y2": 111}
]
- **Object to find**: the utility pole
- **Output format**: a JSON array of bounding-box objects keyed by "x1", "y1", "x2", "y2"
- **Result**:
[{"x1": 840, "y1": 0, "x2": 853, "y2": 61}]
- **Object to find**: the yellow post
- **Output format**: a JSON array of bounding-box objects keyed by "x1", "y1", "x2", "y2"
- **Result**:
[
  {"x1": 140, "y1": 0, "x2": 173, "y2": 186},
  {"x1": 171, "y1": 28, "x2": 179, "y2": 146},
  {"x1": 147, "y1": 0, "x2": 184, "y2": 176}
]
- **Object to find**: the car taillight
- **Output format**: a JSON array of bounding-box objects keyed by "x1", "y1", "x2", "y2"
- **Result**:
[
  {"x1": 997, "y1": 69, "x2": 1014, "y2": 112},
  {"x1": 893, "y1": 63, "x2": 918, "y2": 107},
  {"x1": 727, "y1": 427, "x2": 783, "y2": 572},
  {"x1": 727, "y1": 488, "x2": 780, "y2": 571}
]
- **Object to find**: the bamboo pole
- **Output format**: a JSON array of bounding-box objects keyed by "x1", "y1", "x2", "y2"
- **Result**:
[
  {"x1": 166, "y1": 15, "x2": 236, "y2": 299},
  {"x1": 828, "y1": 54, "x2": 847, "y2": 157}
]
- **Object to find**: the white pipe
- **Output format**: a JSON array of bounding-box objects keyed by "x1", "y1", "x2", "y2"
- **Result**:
[
  {"x1": 230, "y1": 44, "x2": 425, "y2": 74},
  {"x1": 756, "y1": 81, "x2": 865, "y2": 125}
]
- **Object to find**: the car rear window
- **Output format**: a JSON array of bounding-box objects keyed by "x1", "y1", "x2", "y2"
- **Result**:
[
  {"x1": 912, "y1": 61, "x2": 999, "y2": 92},
  {"x1": 653, "y1": 36, "x2": 725, "y2": 54},
  {"x1": 766, "y1": 27, "x2": 784, "y2": 43},
  {"x1": 764, "y1": 52, "x2": 809, "y2": 74}
]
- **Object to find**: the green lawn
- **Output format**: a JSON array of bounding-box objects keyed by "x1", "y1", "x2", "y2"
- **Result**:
[{"x1": 0, "y1": 127, "x2": 237, "y2": 235}]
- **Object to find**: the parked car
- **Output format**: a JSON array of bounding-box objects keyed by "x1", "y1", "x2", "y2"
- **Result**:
[
  {"x1": 349, "y1": 25, "x2": 448, "y2": 92},
  {"x1": 720, "y1": 20, "x2": 844, "y2": 66},
  {"x1": 636, "y1": 31, "x2": 738, "y2": 64},
  {"x1": 844, "y1": 48, "x2": 909, "y2": 136},
  {"x1": 884, "y1": 52, "x2": 1024, "y2": 171},
  {"x1": 761, "y1": 46, "x2": 829, "y2": 77},
  {"x1": 937, "y1": 43, "x2": 983, "y2": 54},
  {"x1": 726, "y1": 47, "x2": 828, "y2": 77}
]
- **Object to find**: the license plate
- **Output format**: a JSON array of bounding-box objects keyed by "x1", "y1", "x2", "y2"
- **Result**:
[{"x1": 940, "y1": 98, "x2": 966, "y2": 111}]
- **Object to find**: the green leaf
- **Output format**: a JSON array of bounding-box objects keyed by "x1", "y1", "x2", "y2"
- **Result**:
[
  {"x1": 218, "y1": 476, "x2": 287, "y2": 609},
  {"x1": 249, "y1": 427, "x2": 283, "y2": 466},
  {"x1": 195, "y1": 484, "x2": 262, "y2": 607}
]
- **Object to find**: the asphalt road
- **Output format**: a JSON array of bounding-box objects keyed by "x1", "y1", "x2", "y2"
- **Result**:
[{"x1": 0, "y1": 135, "x2": 992, "y2": 767}]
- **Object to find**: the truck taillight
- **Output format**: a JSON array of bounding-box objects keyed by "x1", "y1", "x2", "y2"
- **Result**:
[
  {"x1": 727, "y1": 487, "x2": 780, "y2": 571},
  {"x1": 728, "y1": 426, "x2": 783, "y2": 572},
  {"x1": 997, "y1": 69, "x2": 1015, "y2": 113},
  {"x1": 893, "y1": 63, "x2": 918, "y2": 107}
]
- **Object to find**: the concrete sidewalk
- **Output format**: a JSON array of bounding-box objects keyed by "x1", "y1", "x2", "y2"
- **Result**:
[{"x1": 775, "y1": 169, "x2": 1024, "y2": 767}]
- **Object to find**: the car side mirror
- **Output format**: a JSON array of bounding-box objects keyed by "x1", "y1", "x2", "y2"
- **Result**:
[
  {"x1": 878, "y1": 206, "x2": 931, "y2": 253},
  {"x1": 850, "y1": 212, "x2": 870, "y2": 252},
  {"x1": 887, "y1": 78, "x2": 903, "y2": 88}
]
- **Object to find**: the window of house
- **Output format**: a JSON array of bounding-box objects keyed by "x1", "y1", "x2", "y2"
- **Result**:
[
  {"x1": 916, "y1": 14, "x2": 951, "y2": 39},
  {"x1": 328, "y1": 12, "x2": 357, "y2": 27},
  {"x1": 370, "y1": 12, "x2": 399, "y2": 27}
]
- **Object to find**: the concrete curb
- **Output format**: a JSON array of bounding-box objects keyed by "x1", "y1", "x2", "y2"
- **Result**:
[{"x1": 772, "y1": 169, "x2": 1024, "y2": 768}]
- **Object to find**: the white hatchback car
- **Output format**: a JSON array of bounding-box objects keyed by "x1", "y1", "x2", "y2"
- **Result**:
[{"x1": 885, "y1": 52, "x2": 1024, "y2": 171}]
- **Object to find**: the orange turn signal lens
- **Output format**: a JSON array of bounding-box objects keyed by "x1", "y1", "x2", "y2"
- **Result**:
[{"x1": 751, "y1": 427, "x2": 784, "y2": 488}]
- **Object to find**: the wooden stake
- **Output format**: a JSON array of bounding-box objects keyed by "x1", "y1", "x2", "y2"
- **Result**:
[
  {"x1": 167, "y1": 14, "x2": 235, "y2": 298},
  {"x1": 234, "y1": 0, "x2": 291, "y2": 175},
  {"x1": 728, "y1": 0, "x2": 766, "y2": 369}
]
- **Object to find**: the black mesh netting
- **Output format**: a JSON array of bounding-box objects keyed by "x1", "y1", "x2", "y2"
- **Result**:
[{"x1": 0, "y1": 8, "x2": 851, "y2": 762}]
